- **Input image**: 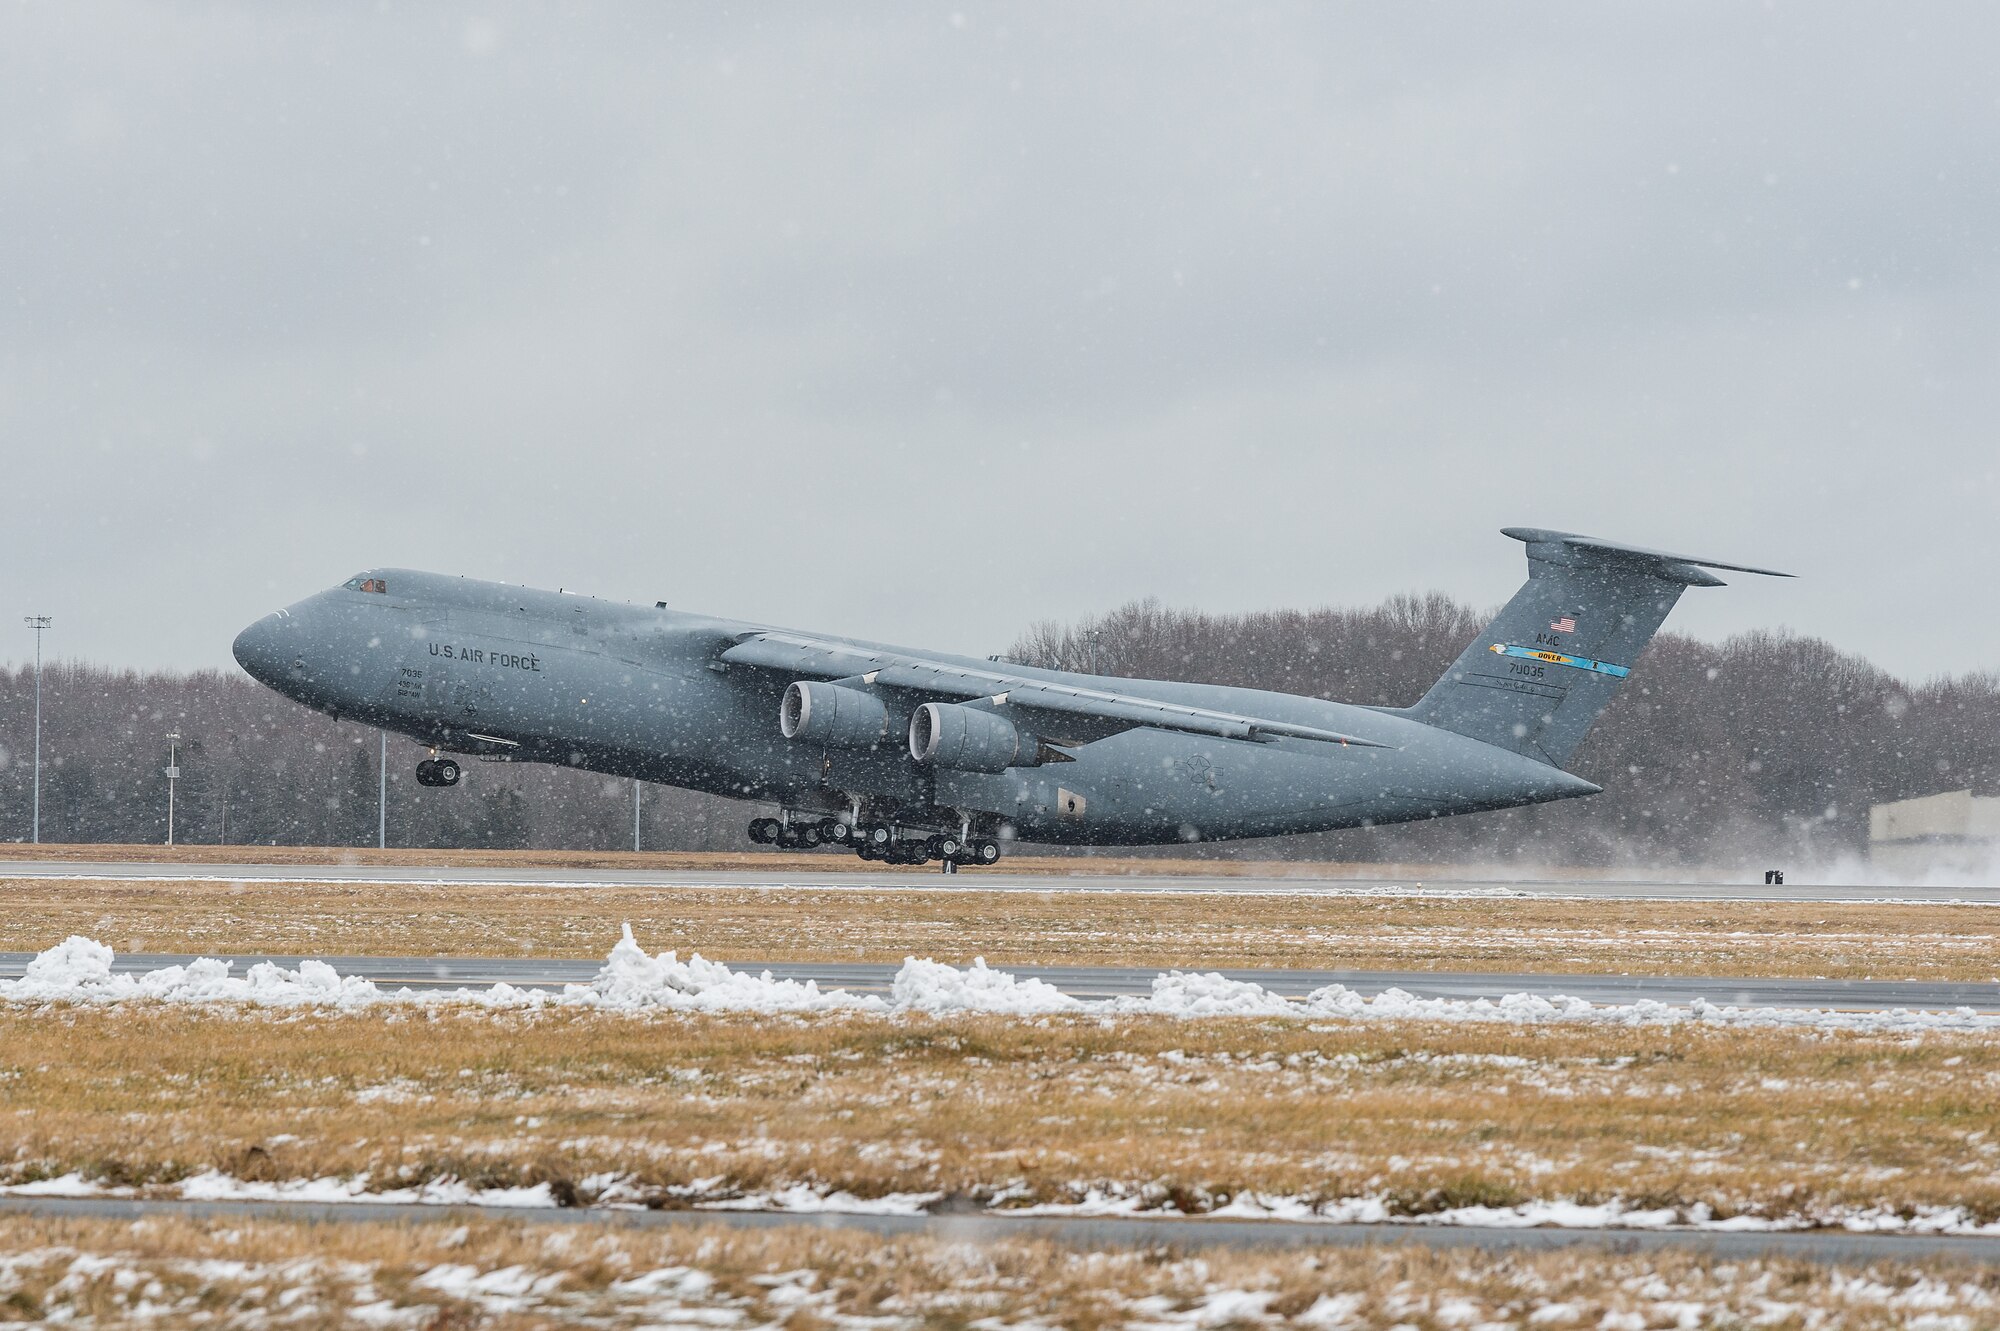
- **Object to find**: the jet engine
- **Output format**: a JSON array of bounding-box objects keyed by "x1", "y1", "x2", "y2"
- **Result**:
[
  {"x1": 908, "y1": 702, "x2": 1037, "y2": 773},
  {"x1": 780, "y1": 681, "x2": 890, "y2": 749}
]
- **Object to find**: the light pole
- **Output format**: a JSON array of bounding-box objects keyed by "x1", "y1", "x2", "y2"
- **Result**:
[
  {"x1": 22, "y1": 616, "x2": 49, "y2": 844},
  {"x1": 633, "y1": 777, "x2": 642, "y2": 853},
  {"x1": 165, "y1": 731, "x2": 181, "y2": 847},
  {"x1": 378, "y1": 730, "x2": 387, "y2": 850}
]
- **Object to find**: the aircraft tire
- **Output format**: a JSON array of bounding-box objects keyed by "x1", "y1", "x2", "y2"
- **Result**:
[
  {"x1": 821, "y1": 819, "x2": 850, "y2": 845},
  {"x1": 797, "y1": 823, "x2": 822, "y2": 848},
  {"x1": 416, "y1": 759, "x2": 438, "y2": 787},
  {"x1": 974, "y1": 839, "x2": 1001, "y2": 865},
  {"x1": 937, "y1": 836, "x2": 961, "y2": 859},
  {"x1": 863, "y1": 824, "x2": 892, "y2": 848},
  {"x1": 435, "y1": 759, "x2": 461, "y2": 787},
  {"x1": 748, "y1": 817, "x2": 778, "y2": 844}
]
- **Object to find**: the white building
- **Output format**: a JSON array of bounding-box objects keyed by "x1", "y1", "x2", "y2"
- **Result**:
[{"x1": 1869, "y1": 789, "x2": 2000, "y2": 880}]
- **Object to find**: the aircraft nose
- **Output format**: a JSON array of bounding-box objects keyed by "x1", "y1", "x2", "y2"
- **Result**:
[{"x1": 231, "y1": 613, "x2": 290, "y2": 686}]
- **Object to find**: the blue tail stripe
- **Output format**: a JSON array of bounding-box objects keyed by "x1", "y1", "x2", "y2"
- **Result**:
[{"x1": 1488, "y1": 643, "x2": 1631, "y2": 679}]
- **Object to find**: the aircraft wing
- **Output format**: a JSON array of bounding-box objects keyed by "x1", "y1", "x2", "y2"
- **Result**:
[{"x1": 718, "y1": 631, "x2": 1392, "y2": 749}]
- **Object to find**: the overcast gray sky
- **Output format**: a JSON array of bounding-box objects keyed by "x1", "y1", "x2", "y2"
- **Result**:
[{"x1": 4, "y1": 3, "x2": 1995, "y2": 681}]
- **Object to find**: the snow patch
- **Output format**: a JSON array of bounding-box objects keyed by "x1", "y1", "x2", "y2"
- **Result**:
[
  {"x1": 892, "y1": 955, "x2": 1080, "y2": 1014},
  {"x1": 8, "y1": 930, "x2": 2000, "y2": 1034},
  {"x1": 696, "y1": 1183, "x2": 943, "y2": 1215},
  {"x1": 1132, "y1": 970, "x2": 1301, "y2": 1018},
  {"x1": 177, "y1": 1171, "x2": 561, "y2": 1209},
  {"x1": 9, "y1": 1165, "x2": 2000, "y2": 1236},
  {"x1": 569, "y1": 924, "x2": 882, "y2": 1014}
]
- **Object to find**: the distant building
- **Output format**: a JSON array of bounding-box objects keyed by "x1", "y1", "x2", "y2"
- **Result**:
[{"x1": 1869, "y1": 789, "x2": 2000, "y2": 879}]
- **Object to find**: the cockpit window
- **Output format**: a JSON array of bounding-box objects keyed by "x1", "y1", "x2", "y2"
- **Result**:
[{"x1": 343, "y1": 576, "x2": 388, "y2": 594}]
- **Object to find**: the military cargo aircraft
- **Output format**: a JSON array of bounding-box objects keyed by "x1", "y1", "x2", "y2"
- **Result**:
[{"x1": 232, "y1": 528, "x2": 1787, "y2": 867}]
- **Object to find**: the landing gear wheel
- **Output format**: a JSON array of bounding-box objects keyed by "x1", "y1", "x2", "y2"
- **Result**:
[
  {"x1": 821, "y1": 819, "x2": 850, "y2": 845},
  {"x1": 973, "y1": 839, "x2": 1001, "y2": 865},
  {"x1": 862, "y1": 824, "x2": 892, "y2": 849},
  {"x1": 936, "y1": 836, "x2": 961, "y2": 860},
  {"x1": 434, "y1": 759, "x2": 461, "y2": 787},
  {"x1": 796, "y1": 823, "x2": 822, "y2": 848},
  {"x1": 416, "y1": 759, "x2": 438, "y2": 787},
  {"x1": 748, "y1": 818, "x2": 780, "y2": 845}
]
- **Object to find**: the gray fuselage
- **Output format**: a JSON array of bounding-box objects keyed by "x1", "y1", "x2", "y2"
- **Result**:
[{"x1": 232, "y1": 569, "x2": 1598, "y2": 847}]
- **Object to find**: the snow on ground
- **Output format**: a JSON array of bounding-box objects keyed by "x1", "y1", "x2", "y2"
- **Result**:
[
  {"x1": 891, "y1": 955, "x2": 1080, "y2": 1014},
  {"x1": 7, "y1": 926, "x2": 2000, "y2": 1033},
  {"x1": 4, "y1": 1238, "x2": 1995, "y2": 1330},
  {"x1": 987, "y1": 1186, "x2": 2000, "y2": 1237},
  {"x1": 13, "y1": 1167, "x2": 2000, "y2": 1237},
  {"x1": 575, "y1": 928, "x2": 881, "y2": 1014}
]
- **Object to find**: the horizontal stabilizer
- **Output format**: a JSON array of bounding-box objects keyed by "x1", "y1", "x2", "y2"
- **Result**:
[{"x1": 1501, "y1": 528, "x2": 1794, "y2": 586}]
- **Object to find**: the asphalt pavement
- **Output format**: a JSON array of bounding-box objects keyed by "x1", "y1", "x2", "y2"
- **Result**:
[
  {"x1": 3, "y1": 1195, "x2": 1997, "y2": 1264},
  {"x1": 4, "y1": 858, "x2": 1998, "y2": 903}
]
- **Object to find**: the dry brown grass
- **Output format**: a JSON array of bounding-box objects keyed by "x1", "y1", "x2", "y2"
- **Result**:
[
  {"x1": 4, "y1": 1007, "x2": 1999, "y2": 1226},
  {"x1": 3, "y1": 1211, "x2": 1997, "y2": 1329},
  {"x1": 6, "y1": 877, "x2": 2000, "y2": 980}
]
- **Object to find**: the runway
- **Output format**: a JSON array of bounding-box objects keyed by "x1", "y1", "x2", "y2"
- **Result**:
[
  {"x1": 4, "y1": 858, "x2": 1996, "y2": 904},
  {"x1": 4, "y1": 1195, "x2": 1997, "y2": 1264},
  {"x1": 5, "y1": 948, "x2": 1996, "y2": 1012}
]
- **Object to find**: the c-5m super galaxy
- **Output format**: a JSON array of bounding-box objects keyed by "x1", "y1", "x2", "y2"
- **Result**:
[{"x1": 232, "y1": 529, "x2": 1788, "y2": 868}]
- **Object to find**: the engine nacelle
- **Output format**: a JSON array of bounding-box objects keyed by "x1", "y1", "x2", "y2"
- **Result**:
[
  {"x1": 780, "y1": 680, "x2": 890, "y2": 749},
  {"x1": 908, "y1": 702, "x2": 1037, "y2": 773}
]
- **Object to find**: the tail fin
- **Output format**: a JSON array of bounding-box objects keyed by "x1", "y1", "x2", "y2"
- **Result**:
[{"x1": 1404, "y1": 528, "x2": 1791, "y2": 768}]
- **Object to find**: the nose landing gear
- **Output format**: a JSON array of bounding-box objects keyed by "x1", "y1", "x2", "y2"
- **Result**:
[{"x1": 416, "y1": 758, "x2": 461, "y2": 787}]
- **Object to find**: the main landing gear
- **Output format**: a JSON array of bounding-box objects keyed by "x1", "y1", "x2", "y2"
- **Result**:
[
  {"x1": 747, "y1": 815, "x2": 833, "y2": 850},
  {"x1": 861, "y1": 832, "x2": 1001, "y2": 868},
  {"x1": 416, "y1": 757, "x2": 461, "y2": 787},
  {"x1": 746, "y1": 814, "x2": 1001, "y2": 868}
]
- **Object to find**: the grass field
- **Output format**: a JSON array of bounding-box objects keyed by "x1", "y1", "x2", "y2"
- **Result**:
[
  {"x1": 5, "y1": 876, "x2": 2000, "y2": 980},
  {"x1": 4, "y1": 1006, "x2": 1999, "y2": 1228},
  {"x1": 6, "y1": 1212, "x2": 1997, "y2": 1329},
  {"x1": 7, "y1": 856, "x2": 2000, "y2": 1302}
]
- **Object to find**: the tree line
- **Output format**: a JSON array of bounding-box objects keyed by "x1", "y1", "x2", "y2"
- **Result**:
[
  {"x1": 0, "y1": 662, "x2": 748, "y2": 852},
  {"x1": 2, "y1": 596, "x2": 1994, "y2": 865}
]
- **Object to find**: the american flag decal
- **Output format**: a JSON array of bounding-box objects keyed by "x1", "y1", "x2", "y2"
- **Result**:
[{"x1": 1550, "y1": 616, "x2": 1577, "y2": 634}]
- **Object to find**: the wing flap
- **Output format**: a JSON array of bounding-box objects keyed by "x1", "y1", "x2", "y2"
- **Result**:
[
  {"x1": 996, "y1": 683, "x2": 1383, "y2": 746},
  {"x1": 719, "y1": 632, "x2": 1392, "y2": 750}
]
